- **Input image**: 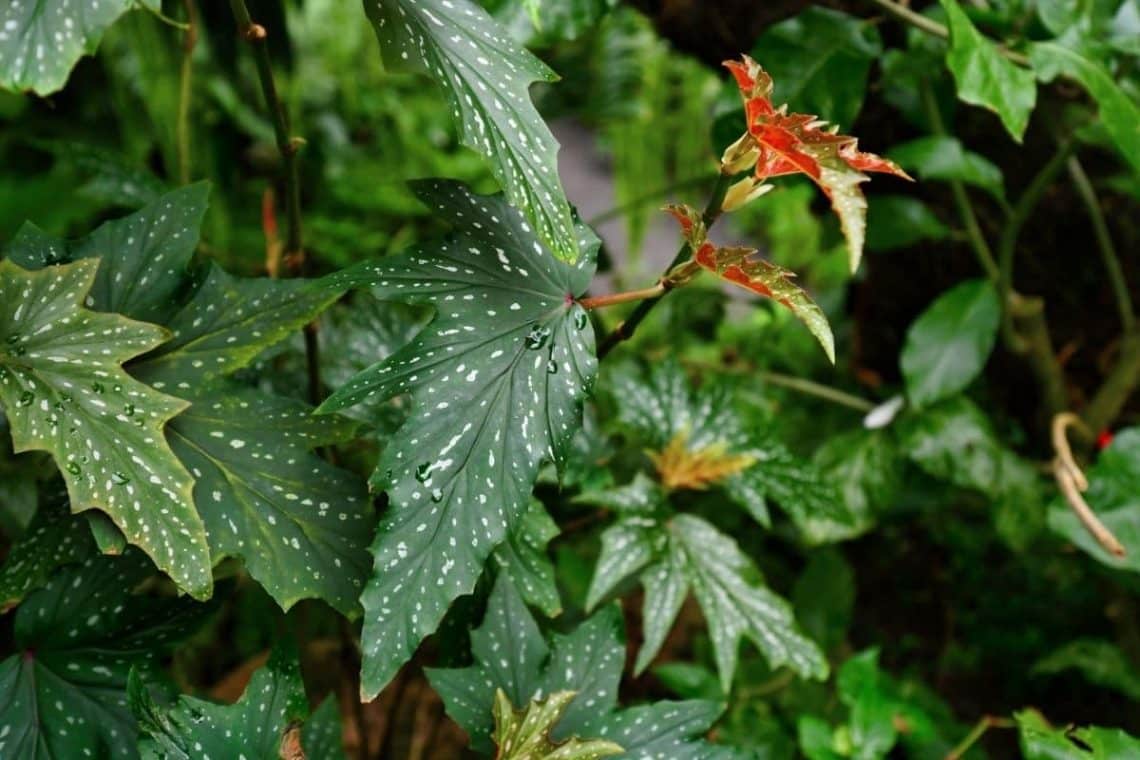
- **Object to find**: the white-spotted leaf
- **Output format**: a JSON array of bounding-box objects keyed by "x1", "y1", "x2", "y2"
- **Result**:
[
  {"x1": 493, "y1": 497, "x2": 562, "y2": 617},
  {"x1": 0, "y1": 0, "x2": 137, "y2": 95},
  {"x1": 426, "y1": 575, "x2": 738, "y2": 759},
  {"x1": 492, "y1": 690, "x2": 623, "y2": 760},
  {"x1": 130, "y1": 642, "x2": 309, "y2": 759},
  {"x1": 363, "y1": 0, "x2": 580, "y2": 261},
  {"x1": 0, "y1": 259, "x2": 212, "y2": 599},
  {"x1": 319, "y1": 180, "x2": 598, "y2": 698},
  {"x1": 0, "y1": 552, "x2": 208, "y2": 759}
]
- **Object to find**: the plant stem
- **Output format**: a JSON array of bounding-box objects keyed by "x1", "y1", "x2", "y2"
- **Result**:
[
  {"x1": 1083, "y1": 331, "x2": 1140, "y2": 436},
  {"x1": 228, "y1": 0, "x2": 322, "y2": 405},
  {"x1": 921, "y1": 86, "x2": 1000, "y2": 282},
  {"x1": 945, "y1": 715, "x2": 1016, "y2": 760},
  {"x1": 866, "y1": 0, "x2": 1030, "y2": 67},
  {"x1": 587, "y1": 175, "x2": 715, "y2": 227},
  {"x1": 578, "y1": 283, "x2": 666, "y2": 310},
  {"x1": 757, "y1": 371, "x2": 875, "y2": 412},
  {"x1": 597, "y1": 170, "x2": 734, "y2": 358},
  {"x1": 1068, "y1": 156, "x2": 1134, "y2": 334},
  {"x1": 997, "y1": 141, "x2": 1074, "y2": 348},
  {"x1": 1052, "y1": 412, "x2": 1126, "y2": 555},
  {"x1": 177, "y1": 0, "x2": 197, "y2": 185}
]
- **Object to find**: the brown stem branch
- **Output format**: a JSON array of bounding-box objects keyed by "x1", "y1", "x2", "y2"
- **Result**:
[
  {"x1": 1068, "y1": 156, "x2": 1134, "y2": 334},
  {"x1": 578, "y1": 283, "x2": 666, "y2": 310},
  {"x1": 1052, "y1": 412, "x2": 1126, "y2": 556}
]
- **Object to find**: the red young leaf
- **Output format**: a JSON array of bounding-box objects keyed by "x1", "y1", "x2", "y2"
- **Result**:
[
  {"x1": 722, "y1": 55, "x2": 911, "y2": 273},
  {"x1": 665, "y1": 205, "x2": 835, "y2": 362}
]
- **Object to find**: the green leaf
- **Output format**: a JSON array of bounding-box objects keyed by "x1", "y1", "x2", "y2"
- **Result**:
[
  {"x1": 898, "y1": 397, "x2": 1004, "y2": 493},
  {"x1": 163, "y1": 387, "x2": 374, "y2": 616},
  {"x1": 302, "y1": 697, "x2": 348, "y2": 760},
  {"x1": 1017, "y1": 709, "x2": 1140, "y2": 759},
  {"x1": 363, "y1": 0, "x2": 580, "y2": 262},
  {"x1": 752, "y1": 8, "x2": 882, "y2": 129},
  {"x1": 7, "y1": 183, "x2": 208, "y2": 325},
  {"x1": 131, "y1": 642, "x2": 309, "y2": 759},
  {"x1": 809, "y1": 429, "x2": 901, "y2": 543},
  {"x1": 607, "y1": 359, "x2": 848, "y2": 530},
  {"x1": 131, "y1": 266, "x2": 344, "y2": 391},
  {"x1": 318, "y1": 180, "x2": 598, "y2": 698},
  {"x1": 0, "y1": 552, "x2": 207, "y2": 759},
  {"x1": 492, "y1": 690, "x2": 623, "y2": 760},
  {"x1": 0, "y1": 258, "x2": 212, "y2": 599},
  {"x1": 887, "y1": 135, "x2": 1005, "y2": 201},
  {"x1": 901, "y1": 279, "x2": 1000, "y2": 408},
  {"x1": 493, "y1": 497, "x2": 562, "y2": 617},
  {"x1": 0, "y1": 0, "x2": 135, "y2": 95},
  {"x1": 426, "y1": 575, "x2": 737, "y2": 759},
  {"x1": 636, "y1": 513, "x2": 827, "y2": 687},
  {"x1": 0, "y1": 497, "x2": 95, "y2": 611},
  {"x1": 1033, "y1": 638, "x2": 1140, "y2": 701},
  {"x1": 793, "y1": 548, "x2": 856, "y2": 651},
  {"x1": 865, "y1": 195, "x2": 949, "y2": 252},
  {"x1": 939, "y1": 0, "x2": 1037, "y2": 141},
  {"x1": 1029, "y1": 42, "x2": 1140, "y2": 174},
  {"x1": 1048, "y1": 427, "x2": 1140, "y2": 570}
]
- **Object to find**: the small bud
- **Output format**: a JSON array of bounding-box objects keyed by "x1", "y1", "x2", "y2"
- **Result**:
[
  {"x1": 720, "y1": 133, "x2": 760, "y2": 175},
  {"x1": 721, "y1": 177, "x2": 772, "y2": 212},
  {"x1": 244, "y1": 23, "x2": 267, "y2": 41}
]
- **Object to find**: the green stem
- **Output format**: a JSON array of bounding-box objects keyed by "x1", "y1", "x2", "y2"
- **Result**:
[
  {"x1": 1068, "y1": 156, "x2": 1134, "y2": 334},
  {"x1": 866, "y1": 0, "x2": 1030, "y2": 67},
  {"x1": 176, "y1": 0, "x2": 197, "y2": 185},
  {"x1": 946, "y1": 715, "x2": 1016, "y2": 760},
  {"x1": 921, "y1": 86, "x2": 1000, "y2": 281},
  {"x1": 597, "y1": 170, "x2": 734, "y2": 359},
  {"x1": 587, "y1": 175, "x2": 715, "y2": 227},
  {"x1": 227, "y1": 0, "x2": 321, "y2": 406},
  {"x1": 757, "y1": 371, "x2": 875, "y2": 412},
  {"x1": 997, "y1": 141, "x2": 1074, "y2": 349}
]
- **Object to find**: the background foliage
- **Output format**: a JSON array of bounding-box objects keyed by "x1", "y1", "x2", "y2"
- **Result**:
[{"x1": 1, "y1": 0, "x2": 1139, "y2": 758}]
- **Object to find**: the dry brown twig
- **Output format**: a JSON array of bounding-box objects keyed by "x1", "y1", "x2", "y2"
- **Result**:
[{"x1": 1051, "y1": 412, "x2": 1126, "y2": 557}]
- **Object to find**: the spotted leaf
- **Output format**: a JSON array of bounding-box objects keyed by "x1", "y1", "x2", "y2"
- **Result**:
[
  {"x1": 319, "y1": 180, "x2": 598, "y2": 698},
  {"x1": 0, "y1": 552, "x2": 209, "y2": 759},
  {"x1": 666, "y1": 205, "x2": 834, "y2": 362},
  {"x1": 0, "y1": 0, "x2": 139, "y2": 95},
  {"x1": 493, "y1": 497, "x2": 562, "y2": 617},
  {"x1": 0, "y1": 259, "x2": 211, "y2": 599},
  {"x1": 722, "y1": 54, "x2": 910, "y2": 272},
  {"x1": 130, "y1": 642, "x2": 309, "y2": 760},
  {"x1": 426, "y1": 575, "x2": 737, "y2": 759},
  {"x1": 492, "y1": 690, "x2": 623, "y2": 760},
  {"x1": 606, "y1": 359, "x2": 847, "y2": 530},
  {"x1": 163, "y1": 387, "x2": 373, "y2": 616},
  {"x1": 0, "y1": 496, "x2": 95, "y2": 612},
  {"x1": 7, "y1": 183, "x2": 208, "y2": 325},
  {"x1": 363, "y1": 0, "x2": 580, "y2": 261}
]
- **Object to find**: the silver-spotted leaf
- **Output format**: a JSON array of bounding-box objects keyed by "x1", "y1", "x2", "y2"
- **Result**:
[
  {"x1": 0, "y1": 496, "x2": 95, "y2": 611},
  {"x1": 0, "y1": 552, "x2": 207, "y2": 759},
  {"x1": 7, "y1": 183, "x2": 208, "y2": 325},
  {"x1": 0, "y1": 259, "x2": 211, "y2": 599},
  {"x1": 426, "y1": 575, "x2": 737, "y2": 759},
  {"x1": 0, "y1": 0, "x2": 136, "y2": 95},
  {"x1": 363, "y1": 0, "x2": 580, "y2": 261},
  {"x1": 492, "y1": 690, "x2": 623, "y2": 760},
  {"x1": 131, "y1": 642, "x2": 309, "y2": 760},
  {"x1": 318, "y1": 180, "x2": 597, "y2": 698},
  {"x1": 164, "y1": 387, "x2": 373, "y2": 616},
  {"x1": 493, "y1": 497, "x2": 562, "y2": 616}
]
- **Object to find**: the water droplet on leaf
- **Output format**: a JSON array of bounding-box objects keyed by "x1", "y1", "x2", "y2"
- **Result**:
[
  {"x1": 415, "y1": 463, "x2": 432, "y2": 483},
  {"x1": 66, "y1": 461, "x2": 81, "y2": 476},
  {"x1": 17, "y1": 391, "x2": 34, "y2": 407},
  {"x1": 525, "y1": 325, "x2": 551, "y2": 349},
  {"x1": 546, "y1": 360, "x2": 558, "y2": 374},
  {"x1": 111, "y1": 472, "x2": 130, "y2": 485}
]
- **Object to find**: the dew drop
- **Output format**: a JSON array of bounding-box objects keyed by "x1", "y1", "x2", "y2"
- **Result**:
[
  {"x1": 415, "y1": 463, "x2": 432, "y2": 483},
  {"x1": 111, "y1": 472, "x2": 130, "y2": 485},
  {"x1": 430, "y1": 488, "x2": 444, "y2": 503},
  {"x1": 91, "y1": 382, "x2": 105, "y2": 394},
  {"x1": 124, "y1": 403, "x2": 135, "y2": 416},
  {"x1": 66, "y1": 461, "x2": 81, "y2": 476},
  {"x1": 574, "y1": 310, "x2": 588, "y2": 331},
  {"x1": 17, "y1": 391, "x2": 34, "y2": 407},
  {"x1": 546, "y1": 360, "x2": 558, "y2": 375},
  {"x1": 525, "y1": 325, "x2": 551, "y2": 350}
]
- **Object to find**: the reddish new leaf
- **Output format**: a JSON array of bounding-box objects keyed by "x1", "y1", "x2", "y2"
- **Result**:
[
  {"x1": 666, "y1": 205, "x2": 835, "y2": 362},
  {"x1": 722, "y1": 55, "x2": 910, "y2": 273}
]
